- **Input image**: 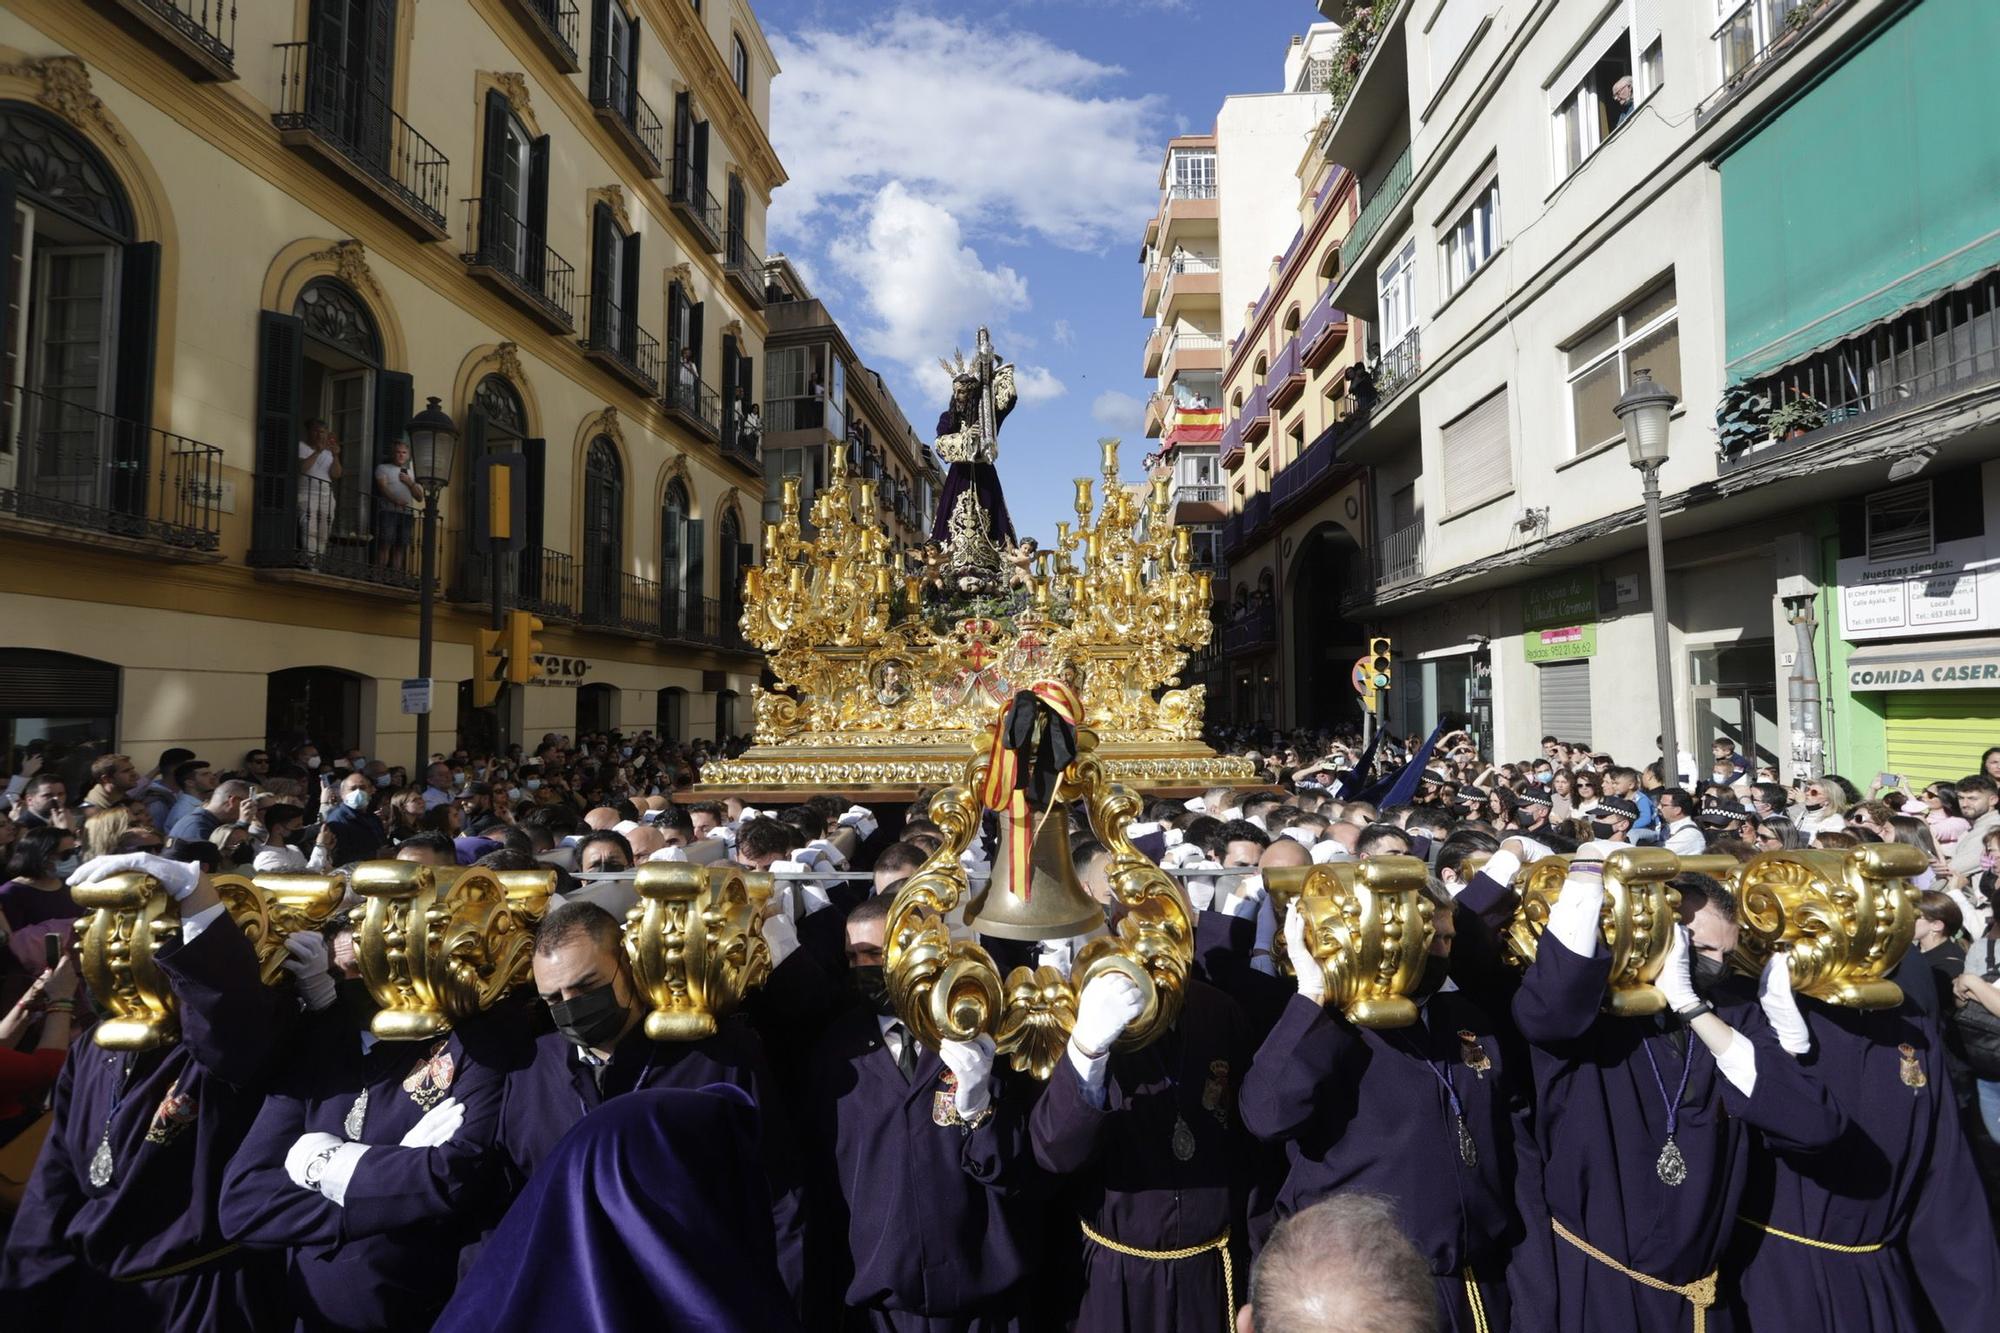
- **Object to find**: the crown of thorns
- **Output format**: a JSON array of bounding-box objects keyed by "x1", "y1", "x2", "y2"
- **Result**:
[{"x1": 938, "y1": 349, "x2": 979, "y2": 381}]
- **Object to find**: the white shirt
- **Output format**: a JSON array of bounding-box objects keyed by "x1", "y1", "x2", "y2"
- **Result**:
[
  {"x1": 374, "y1": 462, "x2": 418, "y2": 509},
  {"x1": 298, "y1": 440, "x2": 336, "y2": 482},
  {"x1": 1662, "y1": 818, "x2": 1707, "y2": 856},
  {"x1": 877, "y1": 1014, "x2": 913, "y2": 1069}
]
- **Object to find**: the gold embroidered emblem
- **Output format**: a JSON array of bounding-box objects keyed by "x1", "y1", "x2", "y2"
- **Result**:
[
  {"x1": 143, "y1": 1078, "x2": 198, "y2": 1146},
  {"x1": 403, "y1": 1040, "x2": 456, "y2": 1109},
  {"x1": 1897, "y1": 1043, "x2": 1927, "y2": 1092},
  {"x1": 1458, "y1": 1030, "x2": 1492, "y2": 1077},
  {"x1": 1201, "y1": 1059, "x2": 1231, "y2": 1128}
]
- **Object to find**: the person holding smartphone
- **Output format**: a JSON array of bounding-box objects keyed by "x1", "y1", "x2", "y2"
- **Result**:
[{"x1": 0, "y1": 938, "x2": 77, "y2": 1128}]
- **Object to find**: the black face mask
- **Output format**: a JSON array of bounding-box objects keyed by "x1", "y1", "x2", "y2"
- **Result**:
[
  {"x1": 1590, "y1": 819, "x2": 1618, "y2": 840},
  {"x1": 848, "y1": 964, "x2": 896, "y2": 1017},
  {"x1": 1690, "y1": 951, "x2": 1732, "y2": 1003},
  {"x1": 1411, "y1": 953, "x2": 1451, "y2": 1001},
  {"x1": 336, "y1": 978, "x2": 378, "y2": 1032},
  {"x1": 548, "y1": 980, "x2": 631, "y2": 1051}
]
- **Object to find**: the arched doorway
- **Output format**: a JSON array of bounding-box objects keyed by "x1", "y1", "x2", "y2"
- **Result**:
[
  {"x1": 716, "y1": 688, "x2": 739, "y2": 740},
  {"x1": 577, "y1": 681, "x2": 615, "y2": 735},
  {"x1": 1288, "y1": 524, "x2": 1365, "y2": 732},
  {"x1": 661, "y1": 480, "x2": 697, "y2": 634},
  {"x1": 0, "y1": 648, "x2": 120, "y2": 794},
  {"x1": 718, "y1": 507, "x2": 744, "y2": 645},
  {"x1": 657, "y1": 686, "x2": 686, "y2": 741},
  {"x1": 581, "y1": 436, "x2": 622, "y2": 624},
  {"x1": 267, "y1": 666, "x2": 364, "y2": 760}
]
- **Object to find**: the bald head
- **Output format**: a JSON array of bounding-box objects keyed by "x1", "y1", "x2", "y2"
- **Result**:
[
  {"x1": 583, "y1": 806, "x2": 622, "y2": 831},
  {"x1": 1258, "y1": 838, "x2": 1310, "y2": 870},
  {"x1": 625, "y1": 823, "x2": 665, "y2": 860},
  {"x1": 1243, "y1": 1193, "x2": 1438, "y2": 1333}
]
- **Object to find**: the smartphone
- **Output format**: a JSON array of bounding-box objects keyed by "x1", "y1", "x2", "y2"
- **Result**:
[
  {"x1": 322, "y1": 773, "x2": 336, "y2": 790},
  {"x1": 45, "y1": 932, "x2": 61, "y2": 970},
  {"x1": 1877, "y1": 771, "x2": 1902, "y2": 790}
]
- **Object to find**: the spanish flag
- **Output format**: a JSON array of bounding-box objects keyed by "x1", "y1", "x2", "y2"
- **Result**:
[{"x1": 1166, "y1": 405, "x2": 1223, "y2": 446}]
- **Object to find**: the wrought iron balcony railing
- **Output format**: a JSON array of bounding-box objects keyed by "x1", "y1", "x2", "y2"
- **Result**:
[
  {"x1": 452, "y1": 546, "x2": 579, "y2": 621},
  {"x1": 667, "y1": 165, "x2": 723, "y2": 252},
  {"x1": 273, "y1": 42, "x2": 449, "y2": 235},
  {"x1": 249, "y1": 467, "x2": 423, "y2": 590},
  {"x1": 587, "y1": 53, "x2": 664, "y2": 175},
  {"x1": 505, "y1": 0, "x2": 580, "y2": 73},
  {"x1": 724, "y1": 228, "x2": 765, "y2": 309},
  {"x1": 581, "y1": 293, "x2": 661, "y2": 393},
  {"x1": 665, "y1": 363, "x2": 721, "y2": 441},
  {"x1": 1, "y1": 384, "x2": 223, "y2": 551},
  {"x1": 461, "y1": 197, "x2": 576, "y2": 331},
  {"x1": 119, "y1": 0, "x2": 236, "y2": 74}
]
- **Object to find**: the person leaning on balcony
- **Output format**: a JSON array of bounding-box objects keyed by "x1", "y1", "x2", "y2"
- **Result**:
[
  {"x1": 372, "y1": 438, "x2": 422, "y2": 574},
  {"x1": 677, "y1": 347, "x2": 698, "y2": 405},
  {"x1": 297, "y1": 418, "x2": 342, "y2": 567},
  {"x1": 740, "y1": 400, "x2": 763, "y2": 454}
]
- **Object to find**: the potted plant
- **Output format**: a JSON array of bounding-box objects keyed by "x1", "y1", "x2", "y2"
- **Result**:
[{"x1": 1767, "y1": 392, "x2": 1828, "y2": 440}]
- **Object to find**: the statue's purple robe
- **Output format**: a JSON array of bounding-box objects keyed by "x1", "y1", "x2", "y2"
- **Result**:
[
  {"x1": 492, "y1": 1015, "x2": 808, "y2": 1308},
  {"x1": 435, "y1": 1085, "x2": 802, "y2": 1333},
  {"x1": 1240, "y1": 990, "x2": 1522, "y2": 1333},
  {"x1": 806, "y1": 1005, "x2": 1041, "y2": 1331},
  {"x1": 1512, "y1": 934, "x2": 1849, "y2": 1333},
  {"x1": 1028, "y1": 980, "x2": 1253, "y2": 1333},
  {"x1": 0, "y1": 916, "x2": 286, "y2": 1331},
  {"x1": 929, "y1": 400, "x2": 1016, "y2": 550},
  {"x1": 217, "y1": 1021, "x2": 507, "y2": 1331},
  {"x1": 1731, "y1": 997, "x2": 2000, "y2": 1332}
]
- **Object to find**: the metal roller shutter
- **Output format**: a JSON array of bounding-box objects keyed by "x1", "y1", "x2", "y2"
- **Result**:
[
  {"x1": 1538, "y1": 660, "x2": 1593, "y2": 747},
  {"x1": 1885, "y1": 691, "x2": 2000, "y2": 787},
  {"x1": 1441, "y1": 388, "x2": 1512, "y2": 513},
  {"x1": 0, "y1": 650, "x2": 119, "y2": 717}
]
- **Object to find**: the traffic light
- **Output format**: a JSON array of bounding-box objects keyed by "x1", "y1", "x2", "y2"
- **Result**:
[
  {"x1": 472, "y1": 627, "x2": 505, "y2": 708},
  {"x1": 504, "y1": 609, "x2": 545, "y2": 686},
  {"x1": 1367, "y1": 636, "x2": 1394, "y2": 692}
]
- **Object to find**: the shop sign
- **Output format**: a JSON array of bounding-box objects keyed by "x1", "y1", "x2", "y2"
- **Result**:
[
  {"x1": 1838, "y1": 537, "x2": 1998, "y2": 640},
  {"x1": 1847, "y1": 649, "x2": 2000, "y2": 692},
  {"x1": 400, "y1": 678, "x2": 433, "y2": 714},
  {"x1": 530, "y1": 655, "x2": 594, "y2": 686},
  {"x1": 1522, "y1": 569, "x2": 1597, "y2": 662}
]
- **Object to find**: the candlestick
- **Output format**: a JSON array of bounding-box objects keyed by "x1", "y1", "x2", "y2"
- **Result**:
[
  {"x1": 1100, "y1": 438, "x2": 1120, "y2": 478},
  {"x1": 1074, "y1": 479, "x2": 1092, "y2": 515}
]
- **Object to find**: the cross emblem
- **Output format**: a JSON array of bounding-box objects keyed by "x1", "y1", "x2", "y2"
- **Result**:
[{"x1": 965, "y1": 639, "x2": 996, "y2": 671}]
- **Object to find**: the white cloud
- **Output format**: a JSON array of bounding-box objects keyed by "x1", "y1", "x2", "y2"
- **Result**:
[
  {"x1": 1053, "y1": 318, "x2": 1076, "y2": 348},
  {"x1": 1091, "y1": 390, "x2": 1145, "y2": 433},
  {"x1": 1015, "y1": 366, "x2": 1069, "y2": 405},
  {"x1": 768, "y1": 12, "x2": 1162, "y2": 253}
]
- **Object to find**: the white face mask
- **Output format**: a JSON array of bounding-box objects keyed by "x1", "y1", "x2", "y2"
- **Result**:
[
  {"x1": 508, "y1": 787, "x2": 523, "y2": 802},
  {"x1": 621, "y1": 747, "x2": 634, "y2": 759},
  {"x1": 305, "y1": 755, "x2": 322, "y2": 770},
  {"x1": 375, "y1": 774, "x2": 392, "y2": 788},
  {"x1": 343, "y1": 789, "x2": 372, "y2": 811},
  {"x1": 525, "y1": 778, "x2": 542, "y2": 791}
]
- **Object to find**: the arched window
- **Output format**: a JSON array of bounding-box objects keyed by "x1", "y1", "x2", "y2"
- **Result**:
[
  {"x1": 1253, "y1": 355, "x2": 1269, "y2": 386},
  {"x1": 661, "y1": 479, "x2": 697, "y2": 632},
  {"x1": 1282, "y1": 305, "x2": 1302, "y2": 339},
  {"x1": 1318, "y1": 247, "x2": 1340, "y2": 294},
  {"x1": 2, "y1": 102, "x2": 149, "y2": 521},
  {"x1": 718, "y1": 507, "x2": 744, "y2": 645},
  {"x1": 474, "y1": 374, "x2": 525, "y2": 442},
  {"x1": 456, "y1": 374, "x2": 534, "y2": 607},
  {"x1": 295, "y1": 279, "x2": 381, "y2": 363},
  {"x1": 582, "y1": 437, "x2": 623, "y2": 624}
]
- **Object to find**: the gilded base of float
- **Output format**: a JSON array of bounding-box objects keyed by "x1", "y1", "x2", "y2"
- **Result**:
[{"x1": 694, "y1": 735, "x2": 1258, "y2": 801}]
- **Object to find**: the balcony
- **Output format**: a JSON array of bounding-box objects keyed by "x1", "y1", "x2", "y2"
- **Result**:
[
  {"x1": 248, "y1": 470, "x2": 421, "y2": 592},
  {"x1": 273, "y1": 43, "x2": 450, "y2": 240},
  {"x1": 724, "y1": 229, "x2": 766, "y2": 310},
  {"x1": 1161, "y1": 257, "x2": 1221, "y2": 321},
  {"x1": 1267, "y1": 340, "x2": 1306, "y2": 411},
  {"x1": 581, "y1": 568, "x2": 664, "y2": 636},
  {"x1": 1699, "y1": 0, "x2": 1857, "y2": 125},
  {"x1": 1, "y1": 385, "x2": 223, "y2": 555},
  {"x1": 1271, "y1": 408, "x2": 1361, "y2": 516},
  {"x1": 1376, "y1": 327, "x2": 1422, "y2": 402},
  {"x1": 1162, "y1": 329, "x2": 1225, "y2": 384},
  {"x1": 667, "y1": 165, "x2": 723, "y2": 254},
  {"x1": 580, "y1": 293, "x2": 661, "y2": 394},
  {"x1": 1299, "y1": 287, "x2": 1350, "y2": 370},
  {"x1": 453, "y1": 547, "x2": 580, "y2": 621},
  {"x1": 461, "y1": 198, "x2": 576, "y2": 333},
  {"x1": 1316, "y1": 0, "x2": 1411, "y2": 175},
  {"x1": 1240, "y1": 382, "x2": 1273, "y2": 445},
  {"x1": 1142, "y1": 259, "x2": 1166, "y2": 318},
  {"x1": 91, "y1": 0, "x2": 236, "y2": 80},
  {"x1": 570, "y1": 571, "x2": 761, "y2": 654},
  {"x1": 1159, "y1": 181, "x2": 1220, "y2": 250},
  {"x1": 501, "y1": 0, "x2": 582, "y2": 76},
  {"x1": 1376, "y1": 520, "x2": 1424, "y2": 587},
  {"x1": 1143, "y1": 326, "x2": 1167, "y2": 377},
  {"x1": 1144, "y1": 393, "x2": 1167, "y2": 438},
  {"x1": 588, "y1": 55, "x2": 664, "y2": 178},
  {"x1": 664, "y1": 363, "x2": 721, "y2": 442},
  {"x1": 715, "y1": 418, "x2": 764, "y2": 478},
  {"x1": 1720, "y1": 269, "x2": 2000, "y2": 471},
  {"x1": 1221, "y1": 602, "x2": 1278, "y2": 656},
  {"x1": 1172, "y1": 481, "x2": 1225, "y2": 510},
  {"x1": 1332, "y1": 142, "x2": 1413, "y2": 322}
]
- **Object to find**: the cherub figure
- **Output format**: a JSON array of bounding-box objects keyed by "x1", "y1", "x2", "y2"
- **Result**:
[{"x1": 1002, "y1": 537, "x2": 1040, "y2": 592}]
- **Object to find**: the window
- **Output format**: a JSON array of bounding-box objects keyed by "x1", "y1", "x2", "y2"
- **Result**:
[
  {"x1": 1865, "y1": 483, "x2": 1933, "y2": 562},
  {"x1": 1564, "y1": 275, "x2": 1679, "y2": 455},
  {"x1": 1553, "y1": 35, "x2": 1635, "y2": 178},
  {"x1": 1441, "y1": 173, "x2": 1501, "y2": 297},
  {"x1": 589, "y1": 202, "x2": 639, "y2": 360},
  {"x1": 479, "y1": 91, "x2": 549, "y2": 286},
  {"x1": 1440, "y1": 387, "x2": 1511, "y2": 513},
  {"x1": 1169, "y1": 151, "x2": 1216, "y2": 199},
  {"x1": 1318, "y1": 247, "x2": 1340, "y2": 295},
  {"x1": 593, "y1": 0, "x2": 637, "y2": 117},
  {"x1": 732, "y1": 35, "x2": 749, "y2": 97},
  {"x1": 581, "y1": 436, "x2": 622, "y2": 621},
  {"x1": 1714, "y1": 0, "x2": 1810, "y2": 85},
  {"x1": 1377, "y1": 236, "x2": 1418, "y2": 346}
]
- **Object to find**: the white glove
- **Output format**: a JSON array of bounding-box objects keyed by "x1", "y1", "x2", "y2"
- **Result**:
[
  {"x1": 707, "y1": 826, "x2": 738, "y2": 847},
  {"x1": 1655, "y1": 924, "x2": 1701, "y2": 1015},
  {"x1": 285, "y1": 1131, "x2": 344, "y2": 1190},
  {"x1": 1071, "y1": 972, "x2": 1145, "y2": 1058},
  {"x1": 837, "y1": 806, "x2": 879, "y2": 840},
  {"x1": 317, "y1": 1141, "x2": 369, "y2": 1206},
  {"x1": 1310, "y1": 841, "x2": 1354, "y2": 864},
  {"x1": 938, "y1": 1034, "x2": 997, "y2": 1119},
  {"x1": 69, "y1": 852, "x2": 202, "y2": 902},
  {"x1": 804, "y1": 838, "x2": 848, "y2": 870},
  {"x1": 398, "y1": 1096, "x2": 464, "y2": 1148},
  {"x1": 1183, "y1": 876, "x2": 1217, "y2": 912},
  {"x1": 1545, "y1": 863, "x2": 1607, "y2": 958},
  {"x1": 1162, "y1": 844, "x2": 1208, "y2": 871},
  {"x1": 760, "y1": 912, "x2": 800, "y2": 966},
  {"x1": 1759, "y1": 951, "x2": 1812, "y2": 1055},
  {"x1": 1285, "y1": 905, "x2": 1325, "y2": 1004},
  {"x1": 1221, "y1": 872, "x2": 1264, "y2": 921},
  {"x1": 281, "y1": 932, "x2": 337, "y2": 1012},
  {"x1": 1280, "y1": 826, "x2": 1317, "y2": 848}
]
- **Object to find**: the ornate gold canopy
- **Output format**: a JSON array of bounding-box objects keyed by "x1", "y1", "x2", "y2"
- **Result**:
[{"x1": 696, "y1": 439, "x2": 1254, "y2": 797}]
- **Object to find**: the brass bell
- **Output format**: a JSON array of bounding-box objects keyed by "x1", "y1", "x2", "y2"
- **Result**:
[{"x1": 966, "y1": 804, "x2": 1106, "y2": 942}]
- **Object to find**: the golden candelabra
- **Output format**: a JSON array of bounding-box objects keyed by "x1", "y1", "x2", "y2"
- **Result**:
[
  {"x1": 1263, "y1": 857, "x2": 1436, "y2": 1029},
  {"x1": 886, "y1": 725, "x2": 1194, "y2": 1079},
  {"x1": 700, "y1": 439, "x2": 1253, "y2": 796}
]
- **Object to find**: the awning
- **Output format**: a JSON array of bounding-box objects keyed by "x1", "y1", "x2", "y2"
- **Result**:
[{"x1": 1845, "y1": 635, "x2": 2000, "y2": 692}]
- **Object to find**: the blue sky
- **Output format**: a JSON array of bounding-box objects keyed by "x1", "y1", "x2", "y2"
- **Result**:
[{"x1": 757, "y1": 0, "x2": 1316, "y2": 537}]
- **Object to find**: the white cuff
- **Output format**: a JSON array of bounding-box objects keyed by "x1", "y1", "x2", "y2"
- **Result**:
[
  {"x1": 1280, "y1": 827, "x2": 1317, "y2": 848},
  {"x1": 1066, "y1": 1038, "x2": 1110, "y2": 1106},
  {"x1": 317, "y1": 1141, "x2": 370, "y2": 1206},
  {"x1": 1712, "y1": 1031, "x2": 1758, "y2": 1098},
  {"x1": 178, "y1": 900, "x2": 229, "y2": 944},
  {"x1": 954, "y1": 1080, "x2": 993, "y2": 1119},
  {"x1": 1481, "y1": 849, "x2": 1523, "y2": 889},
  {"x1": 1545, "y1": 882, "x2": 1605, "y2": 958}
]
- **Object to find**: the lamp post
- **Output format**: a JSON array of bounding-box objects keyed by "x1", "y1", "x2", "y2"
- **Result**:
[
  {"x1": 1614, "y1": 368, "x2": 1681, "y2": 788},
  {"x1": 406, "y1": 396, "x2": 458, "y2": 777}
]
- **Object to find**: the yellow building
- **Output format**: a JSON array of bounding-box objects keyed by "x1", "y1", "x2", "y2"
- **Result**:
[
  {"x1": 1215, "y1": 129, "x2": 1365, "y2": 731},
  {"x1": 0, "y1": 0, "x2": 795, "y2": 775}
]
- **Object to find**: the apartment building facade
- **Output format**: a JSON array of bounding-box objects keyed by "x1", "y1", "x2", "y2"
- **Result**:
[
  {"x1": 0, "y1": 0, "x2": 786, "y2": 774},
  {"x1": 1306, "y1": 0, "x2": 2000, "y2": 782}
]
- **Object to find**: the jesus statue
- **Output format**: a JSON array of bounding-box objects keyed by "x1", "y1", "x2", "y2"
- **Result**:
[{"x1": 930, "y1": 327, "x2": 1018, "y2": 555}]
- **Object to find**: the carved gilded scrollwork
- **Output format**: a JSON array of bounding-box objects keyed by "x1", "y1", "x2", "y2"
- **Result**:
[
  {"x1": 354, "y1": 863, "x2": 554, "y2": 1040},
  {"x1": 1506, "y1": 848, "x2": 1683, "y2": 1017},
  {"x1": 1731, "y1": 844, "x2": 1921, "y2": 1009},
  {"x1": 625, "y1": 863, "x2": 774, "y2": 1040},
  {"x1": 1263, "y1": 857, "x2": 1434, "y2": 1028}
]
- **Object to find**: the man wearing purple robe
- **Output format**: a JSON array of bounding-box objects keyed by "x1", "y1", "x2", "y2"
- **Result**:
[
  {"x1": 1, "y1": 853, "x2": 289, "y2": 1331},
  {"x1": 1728, "y1": 961, "x2": 2000, "y2": 1329},
  {"x1": 1240, "y1": 882, "x2": 1524, "y2": 1332},
  {"x1": 1029, "y1": 970, "x2": 1254, "y2": 1333},
  {"x1": 218, "y1": 961, "x2": 509, "y2": 1333},
  {"x1": 491, "y1": 901, "x2": 807, "y2": 1308},
  {"x1": 1511, "y1": 853, "x2": 1849, "y2": 1333},
  {"x1": 807, "y1": 894, "x2": 1043, "y2": 1331}
]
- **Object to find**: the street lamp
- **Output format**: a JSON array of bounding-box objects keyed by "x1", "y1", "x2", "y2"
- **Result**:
[
  {"x1": 1614, "y1": 368, "x2": 1680, "y2": 788},
  {"x1": 406, "y1": 396, "x2": 458, "y2": 776}
]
